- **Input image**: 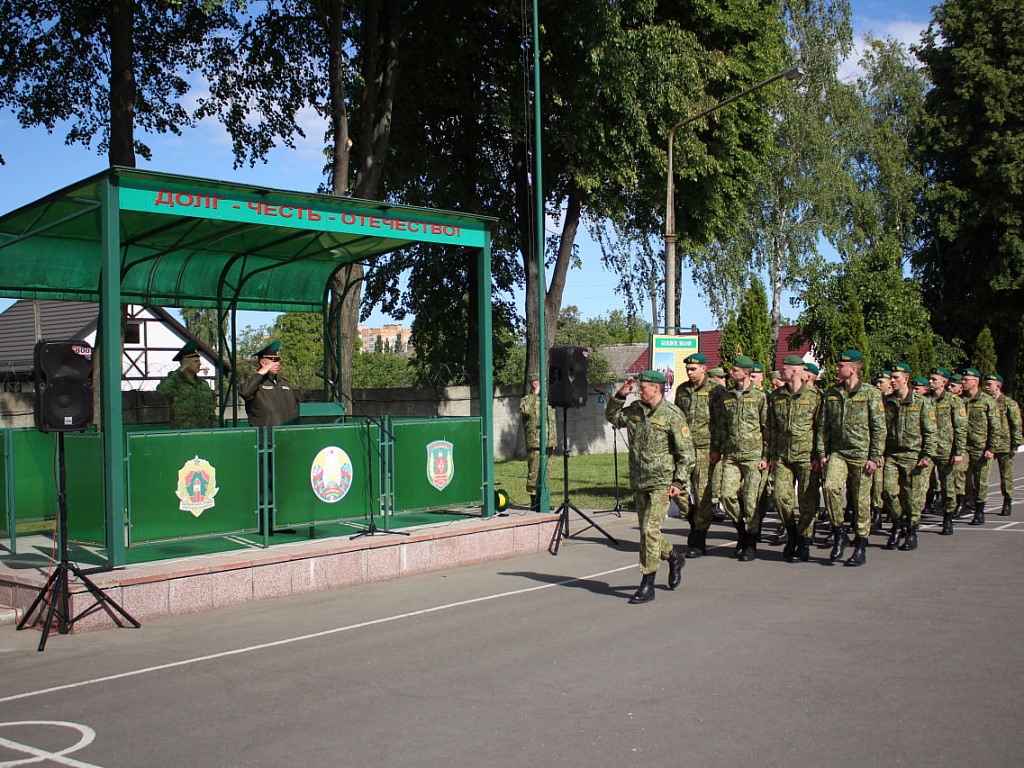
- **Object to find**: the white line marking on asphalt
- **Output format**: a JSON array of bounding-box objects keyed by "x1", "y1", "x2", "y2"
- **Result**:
[
  {"x1": 0, "y1": 721, "x2": 101, "y2": 768},
  {"x1": 0, "y1": 564, "x2": 636, "y2": 706},
  {"x1": 993, "y1": 521, "x2": 1021, "y2": 530}
]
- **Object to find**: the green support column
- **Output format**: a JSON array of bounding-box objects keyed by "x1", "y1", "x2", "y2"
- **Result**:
[
  {"x1": 100, "y1": 177, "x2": 127, "y2": 566},
  {"x1": 477, "y1": 237, "x2": 495, "y2": 517}
]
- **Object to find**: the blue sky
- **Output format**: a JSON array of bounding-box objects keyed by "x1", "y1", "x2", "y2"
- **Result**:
[{"x1": 0, "y1": 0, "x2": 938, "y2": 333}]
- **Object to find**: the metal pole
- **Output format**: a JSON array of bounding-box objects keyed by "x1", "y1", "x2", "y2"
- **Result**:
[{"x1": 532, "y1": 0, "x2": 550, "y2": 513}]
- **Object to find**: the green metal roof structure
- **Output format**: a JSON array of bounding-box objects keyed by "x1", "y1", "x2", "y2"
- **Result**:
[{"x1": 0, "y1": 167, "x2": 498, "y2": 564}]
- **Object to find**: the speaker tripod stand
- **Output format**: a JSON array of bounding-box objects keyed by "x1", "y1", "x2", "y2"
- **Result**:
[
  {"x1": 550, "y1": 407, "x2": 618, "y2": 555},
  {"x1": 17, "y1": 432, "x2": 140, "y2": 651}
]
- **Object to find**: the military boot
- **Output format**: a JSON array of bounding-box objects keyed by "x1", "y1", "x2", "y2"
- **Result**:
[
  {"x1": 739, "y1": 533, "x2": 757, "y2": 562},
  {"x1": 870, "y1": 506, "x2": 884, "y2": 534},
  {"x1": 685, "y1": 530, "x2": 707, "y2": 559},
  {"x1": 712, "y1": 502, "x2": 727, "y2": 522},
  {"x1": 829, "y1": 525, "x2": 850, "y2": 562},
  {"x1": 940, "y1": 513, "x2": 955, "y2": 535},
  {"x1": 958, "y1": 497, "x2": 974, "y2": 520},
  {"x1": 900, "y1": 525, "x2": 919, "y2": 551},
  {"x1": 529, "y1": 494, "x2": 538, "y2": 511},
  {"x1": 667, "y1": 548, "x2": 685, "y2": 590},
  {"x1": 970, "y1": 502, "x2": 986, "y2": 526},
  {"x1": 1001, "y1": 496, "x2": 1012, "y2": 517},
  {"x1": 782, "y1": 525, "x2": 799, "y2": 562},
  {"x1": 883, "y1": 520, "x2": 902, "y2": 550},
  {"x1": 629, "y1": 572, "x2": 657, "y2": 604},
  {"x1": 844, "y1": 536, "x2": 867, "y2": 567},
  {"x1": 733, "y1": 522, "x2": 746, "y2": 559},
  {"x1": 796, "y1": 535, "x2": 811, "y2": 562}
]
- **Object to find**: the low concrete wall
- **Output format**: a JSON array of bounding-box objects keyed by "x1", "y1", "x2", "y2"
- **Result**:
[{"x1": 1, "y1": 386, "x2": 626, "y2": 460}]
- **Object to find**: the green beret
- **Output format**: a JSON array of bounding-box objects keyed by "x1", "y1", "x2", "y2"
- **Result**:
[
  {"x1": 683, "y1": 353, "x2": 707, "y2": 365},
  {"x1": 804, "y1": 362, "x2": 820, "y2": 376},
  {"x1": 930, "y1": 366, "x2": 951, "y2": 379},
  {"x1": 985, "y1": 373, "x2": 1004, "y2": 383},
  {"x1": 256, "y1": 339, "x2": 282, "y2": 358},
  {"x1": 528, "y1": 373, "x2": 540, "y2": 383},
  {"x1": 733, "y1": 355, "x2": 755, "y2": 370},
  {"x1": 950, "y1": 373, "x2": 963, "y2": 383},
  {"x1": 770, "y1": 371, "x2": 782, "y2": 380},
  {"x1": 911, "y1": 377, "x2": 929, "y2": 387},
  {"x1": 891, "y1": 362, "x2": 912, "y2": 374},
  {"x1": 752, "y1": 363, "x2": 764, "y2": 373},
  {"x1": 962, "y1": 367, "x2": 981, "y2": 378},
  {"x1": 839, "y1": 349, "x2": 863, "y2": 362},
  {"x1": 638, "y1": 369, "x2": 667, "y2": 384},
  {"x1": 876, "y1": 371, "x2": 892, "y2": 380},
  {"x1": 708, "y1": 367, "x2": 726, "y2": 378},
  {"x1": 173, "y1": 340, "x2": 200, "y2": 362},
  {"x1": 782, "y1": 355, "x2": 805, "y2": 366}
]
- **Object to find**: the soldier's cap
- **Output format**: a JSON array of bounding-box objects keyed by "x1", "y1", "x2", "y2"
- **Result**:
[
  {"x1": 930, "y1": 366, "x2": 951, "y2": 379},
  {"x1": 256, "y1": 339, "x2": 282, "y2": 360},
  {"x1": 752, "y1": 363, "x2": 764, "y2": 373},
  {"x1": 781, "y1": 355, "x2": 805, "y2": 366},
  {"x1": 890, "y1": 361, "x2": 912, "y2": 374},
  {"x1": 950, "y1": 373, "x2": 963, "y2": 383},
  {"x1": 708, "y1": 367, "x2": 726, "y2": 378},
  {"x1": 961, "y1": 367, "x2": 981, "y2": 379},
  {"x1": 804, "y1": 362, "x2": 820, "y2": 376},
  {"x1": 173, "y1": 340, "x2": 200, "y2": 362},
  {"x1": 985, "y1": 373, "x2": 1004, "y2": 383},
  {"x1": 637, "y1": 369, "x2": 667, "y2": 384},
  {"x1": 911, "y1": 377, "x2": 929, "y2": 387},
  {"x1": 770, "y1": 370, "x2": 782, "y2": 380},
  {"x1": 875, "y1": 371, "x2": 892, "y2": 381},
  {"x1": 839, "y1": 349, "x2": 863, "y2": 362},
  {"x1": 732, "y1": 355, "x2": 755, "y2": 370},
  {"x1": 683, "y1": 353, "x2": 706, "y2": 365},
  {"x1": 528, "y1": 373, "x2": 540, "y2": 383}
]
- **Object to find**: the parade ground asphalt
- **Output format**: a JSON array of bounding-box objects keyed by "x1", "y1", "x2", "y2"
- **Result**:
[{"x1": 1, "y1": 455, "x2": 1022, "y2": 768}]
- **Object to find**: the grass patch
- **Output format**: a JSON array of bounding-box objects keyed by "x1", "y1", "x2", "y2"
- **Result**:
[{"x1": 494, "y1": 453, "x2": 633, "y2": 511}]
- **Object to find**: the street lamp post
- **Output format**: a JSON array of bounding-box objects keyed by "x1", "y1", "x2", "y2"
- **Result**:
[{"x1": 664, "y1": 67, "x2": 801, "y2": 331}]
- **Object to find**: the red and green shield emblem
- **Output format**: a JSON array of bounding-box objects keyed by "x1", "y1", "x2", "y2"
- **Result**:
[{"x1": 426, "y1": 440, "x2": 454, "y2": 491}]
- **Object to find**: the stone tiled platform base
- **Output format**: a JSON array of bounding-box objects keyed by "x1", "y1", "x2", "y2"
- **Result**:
[{"x1": 1, "y1": 513, "x2": 560, "y2": 634}]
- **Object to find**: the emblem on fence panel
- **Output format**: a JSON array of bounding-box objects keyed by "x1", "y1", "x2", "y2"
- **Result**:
[
  {"x1": 426, "y1": 440, "x2": 454, "y2": 491},
  {"x1": 176, "y1": 455, "x2": 219, "y2": 517},
  {"x1": 310, "y1": 446, "x2": 354, "y2": 503}
]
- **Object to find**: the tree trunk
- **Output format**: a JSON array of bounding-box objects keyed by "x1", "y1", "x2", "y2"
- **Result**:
[{"x1": 108, "y1": 0, "x2": 136, "y2": 167}]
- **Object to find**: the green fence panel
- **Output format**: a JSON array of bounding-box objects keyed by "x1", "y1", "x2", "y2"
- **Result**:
[
  {"x1": 0, "y1": 430, "x2": 9, "y2": 539},
  {"x1": 9, "y1": 429, "x2": 58, "y2": 524},
  {"x1": 391, "y1": 418, "x2": 483, "y2": 513},
  {"x1": 65, "y1": 433, "x2": 105, "y2": 545},
  {"x1": 126, "y1": 428, "x2": 259, "y2": 544},
  {"x1": 271, "y1": 423, "x2": 380, "y2": 526}
]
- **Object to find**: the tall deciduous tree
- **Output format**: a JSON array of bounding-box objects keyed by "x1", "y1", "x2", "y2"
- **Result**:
[{"x1": 913, "y1": 0, "x2": 1024, "y2": 385}]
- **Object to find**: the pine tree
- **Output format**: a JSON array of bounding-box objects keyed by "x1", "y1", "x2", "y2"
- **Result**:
[{"x1": 971, "y1": 327, "x2": 998, "y2": 377}]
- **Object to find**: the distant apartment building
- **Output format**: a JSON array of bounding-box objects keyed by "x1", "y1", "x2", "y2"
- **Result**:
[{"x1": 359, "y1": 324, "x2": 413, "y2": 354}]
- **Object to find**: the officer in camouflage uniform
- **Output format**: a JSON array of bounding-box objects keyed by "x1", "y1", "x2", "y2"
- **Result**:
[
  {"x1": 881, "y1": 363, "x2": 937, "y2": 553},
  {"x1": 961, "y1": 368, "x2": 999, "y2": 525},
  {"x1": 768, "y1": 355, "x2": 823, "y2": 563},
  {"x1": 607, "y1": 370, "x2": 695, "y2": 604},
  {"x1": 674, "y1": 353, "x2": 717, "y2": 557},
  {"x1": 821, "y1": 350, "x2": 886, "y2": 565},
  {"x1": 520, "y1": 373, "x2": 557, "y2": 510},
  {"x1": 156, "y1": 340, "x2": 217, "y2": 429},
  {"x1": 870, "y1": 371, "x2": 893, "y2": 532},
  {"x1": 948, "y1": 374, "x2": 964, "y2": 396},
  {"x1": 707, "y1": 366, "x2": 727, "y2": 519},
  {"x1": 240, "y1": 340, "x2": 299, "y2": 428},
  {"x1": 984, "y1": 373, "x2": 1022, "y2": 516},
  {"x1": 927, "y1": 366, "x2": 967, "y2": 534},
  {"x1": 711, "y1": 356, "x2": 768, "y2": 562}
]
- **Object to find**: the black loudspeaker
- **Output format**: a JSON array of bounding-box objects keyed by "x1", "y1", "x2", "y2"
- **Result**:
[
  {"x1": 548, "y1": 346, "x2": 589, "y2": 408},
  {"x1": 34, "y1": 340, "x2": 94, "y2": 433}
]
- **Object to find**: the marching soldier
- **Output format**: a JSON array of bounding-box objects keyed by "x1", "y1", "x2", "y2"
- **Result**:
[
  {"x1": 710, "y1": 356, "x2": 768, "y2": 562},
  {"x1": 767, "y1": 355, "x2": 823, "y2": 562},
  {"x1": 674, "y1": 353, "x2": 717, "y2": 557},
  {"x1": 156, "y1": 340, "x2": 217, "y2": 430},
  {"x1": 821, "y1": 350, "x2": 886, "y2": 566},
  {"x1": 870, "y1": 371, "x2": 893, "y2": 532},
  {"x1": 911, "y1": 377, "x2": 930, "y2": 397},
  {"x1": 520, "y1": 373, "x2": 557, "y2": 510},
  {"x1": 881, "y1": 363, "x2": 937, "y2": 552},
  {"x1": 707, "y1": 366, "x2": 727, "y2": 520},
  {"x1": 961, "y1": 368, "x2": 999, "y2": 525},
  {"x1": 606, "y1": 371, "x2": 695, "y2": 604},
  {"x1": 984, "y1": 374, "x2": 1022, "y2": 516},
  {"x1": 804, "y1": 362, "x2": 821, "y2": 390},
  {"x1": 928, "y1": 366, "x2": 967, "y2": 534},
  {"x1": 947, "y1": 373, "x2": 964, "y2": 396}
]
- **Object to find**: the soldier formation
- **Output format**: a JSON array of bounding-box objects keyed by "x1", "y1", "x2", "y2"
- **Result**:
[{"x1": 604, "y1": 349, "x2": 1021, "y2": 604}]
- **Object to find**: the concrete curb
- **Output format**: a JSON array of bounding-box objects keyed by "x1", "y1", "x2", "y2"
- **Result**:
[{"x1": 0, "y1": 607, "x2": 17, "y2": 627}]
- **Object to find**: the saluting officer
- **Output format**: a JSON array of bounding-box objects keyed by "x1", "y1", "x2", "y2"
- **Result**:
[
  {"x1": 960, "y1": 368, "x2": 1000, "y2": 525},
  {"x1": 984, "y1": 373, "x2": 1022, "y2": 517},
  {"x1": 927, "y1": 366, "x2": 967, "y2": 534},
  {"x1": 239, "y1": 340, "x2": 299, "y2": 428},
  {"x1": 881, "y1": 363, "x2": 937, "y2": 554},
  {"x1": 674, "y1": 353, "x2": 717, "y2": 557},
  {"x1": 606, "y1": 370, "x2": 695, "y2": 604}
]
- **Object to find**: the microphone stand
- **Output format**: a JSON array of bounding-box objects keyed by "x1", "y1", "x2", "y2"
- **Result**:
[{"x1": 336, "y1": 387, "x2": 408, "y2": 540}]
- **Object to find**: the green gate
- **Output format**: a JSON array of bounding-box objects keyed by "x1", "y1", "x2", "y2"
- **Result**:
[{"x1": 390, "y1": 418, "x2": 484, "y2": 514}]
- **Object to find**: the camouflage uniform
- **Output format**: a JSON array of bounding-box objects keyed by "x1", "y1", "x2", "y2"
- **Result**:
[
  {"x1": 520, "y1": 392, "x2": 557, "y2": 496},
  {"x1": 156, "y1": 369, "x2": 217, "y2": 429},
  {"x1": 767, "y1": 383, "x2": 823, "y2": 541},
  {"x1": 929, "y1": 389, "x2": 968, "y2": 517},
  {"x1": 963, "y1": 390, "x2": 999, "y2": 513},
  {"x1": 711, "y1": 385, "x2": 768, "y2": 537},
  {"x1": 822, "y1": 382, "x2": 886, "y2": 540},
  {"x1": 882, "y1": 391, "x2": 937, "y2": 534},
  {"x1": 991, "y1": 394, "x2": 1022, "y2": 512},
  {"x1": 240, "y1": 372, "x2": 300, "y2": 428},
  {"x1": 606, "y1": 394, "x2": 695, "y2": 575},
  {"x1": 674, "y1": 377, "x2": 717, "y2": 534}
]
